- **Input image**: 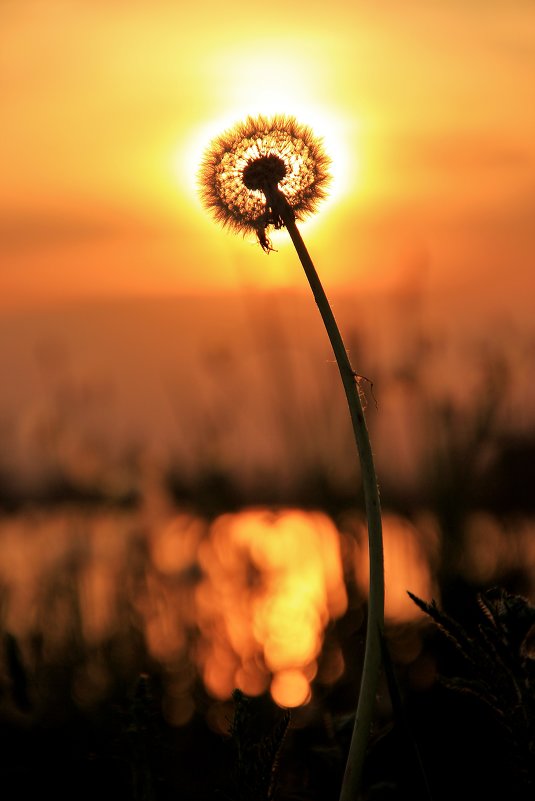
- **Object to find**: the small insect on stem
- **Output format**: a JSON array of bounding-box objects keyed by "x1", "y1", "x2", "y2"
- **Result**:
[{"x1": 352, "y1": 371, "x2": 378, "y2": 409}]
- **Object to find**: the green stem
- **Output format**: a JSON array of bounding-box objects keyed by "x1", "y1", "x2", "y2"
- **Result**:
[{"x1": 275, "y1": 190, "x2": 384, "y2": 800}]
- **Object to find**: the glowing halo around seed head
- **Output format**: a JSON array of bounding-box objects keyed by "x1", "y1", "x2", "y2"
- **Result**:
[
  {"x1": 197, "y1": 114, "x2": 332, "y2": 241},
  {"x1": 182, "y1": 106, "x2": 351, "y2": 237}
]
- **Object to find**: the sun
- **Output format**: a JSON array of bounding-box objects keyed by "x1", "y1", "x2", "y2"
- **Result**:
[
  {"x1": 180, "y1": 108, "x2": 351, "y2": 223},
  {"x1": 174, "y1": 43, "x2": 356, "y2": 231}
]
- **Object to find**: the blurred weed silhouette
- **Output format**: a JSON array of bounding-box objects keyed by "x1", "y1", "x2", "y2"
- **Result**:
[
  {"x1": 226, "y1": 689, "x2": 291, "y2": 801},
  {"x1": 409, "y1": 587, "x2": 535, "y2": 798}
]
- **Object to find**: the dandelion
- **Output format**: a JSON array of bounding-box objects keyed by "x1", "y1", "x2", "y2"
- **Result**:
[
  {"x1": 198, "y1": 114, "x2": 331, "y2": 251},
  {"x1": 199, "y1": 115, "x2": 384, "y2": 801}
]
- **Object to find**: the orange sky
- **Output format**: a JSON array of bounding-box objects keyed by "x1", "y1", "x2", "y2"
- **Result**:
[{"x1": 1, "y1": 0, "x2": 534, "y2": 311}]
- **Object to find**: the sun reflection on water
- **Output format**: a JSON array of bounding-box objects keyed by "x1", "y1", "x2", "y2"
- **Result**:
[
  {"x1": 195, "y1": 509, "x2": 347, "y2": 707},
  {"x1": 0, "y1": 506, "x2": 532, "y2": 723},
  {"x1": 343, "y1": 512, "x2": 439, "y2": 623}
]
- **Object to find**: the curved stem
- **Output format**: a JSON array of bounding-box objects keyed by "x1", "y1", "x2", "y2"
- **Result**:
[{"x1": 275, "y1": 190, "x2": 384, "y2": 801}]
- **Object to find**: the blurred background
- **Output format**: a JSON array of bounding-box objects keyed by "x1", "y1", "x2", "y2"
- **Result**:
[{"x1": 1, "y1": 1, "x2": 534, "y2": 799}]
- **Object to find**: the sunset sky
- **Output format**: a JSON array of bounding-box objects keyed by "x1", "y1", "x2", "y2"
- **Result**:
[
  {"x1": 1, "y1": 2, "x2": 534, "y2": 703},
  {"x1": 2, "y1": 0, "x2": 534, "y2": 312}
]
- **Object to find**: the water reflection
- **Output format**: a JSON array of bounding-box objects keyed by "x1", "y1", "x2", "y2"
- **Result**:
[
  {"x1": 0, "y1": 506, "x2": 533, "y2": 722},
  {"x1": 343, "y1": 512, "x2": 439, "y2": 622},
  {"x1": 196, "y1": 509, "x2": 346, "y2": 707}
]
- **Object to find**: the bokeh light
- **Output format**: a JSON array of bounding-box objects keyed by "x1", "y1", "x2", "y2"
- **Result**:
[{"x1": 195, "y1": 508, "x2": 347, "y2": 706}]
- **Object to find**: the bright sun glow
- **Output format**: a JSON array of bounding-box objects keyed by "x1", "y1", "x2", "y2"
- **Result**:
[
  {"x1": 180, "y1": 109, "x2": 352, "y2": 222},
  {"x1": 176, "y1": 44, "x2": 356, "y2": 230}
]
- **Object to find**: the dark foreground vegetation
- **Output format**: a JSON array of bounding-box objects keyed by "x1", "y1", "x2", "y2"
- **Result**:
[
  {"x1": 0, "y1": 571, "x2": 533, "y2": 801},
  {"x1": 0, "y1": 300, "x2": 534, "y2": 800}
]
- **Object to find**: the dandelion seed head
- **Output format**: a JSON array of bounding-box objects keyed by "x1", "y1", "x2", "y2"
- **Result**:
[{"x1": 198, "y1": 114, "x2": 331, "y2": 246}]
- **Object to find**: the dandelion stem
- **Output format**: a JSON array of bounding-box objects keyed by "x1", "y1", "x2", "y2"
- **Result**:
[
  {"x1": 275, "y1": 188, "x2": 385, "y2": 801},
  {"x1": 199, "y1": 108, "x2": 384, "y2": 797}
]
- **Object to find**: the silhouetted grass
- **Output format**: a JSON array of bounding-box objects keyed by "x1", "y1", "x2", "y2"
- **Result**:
[{"x1": 0, "y1": 299, "x2": 534, "y2": 798}]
